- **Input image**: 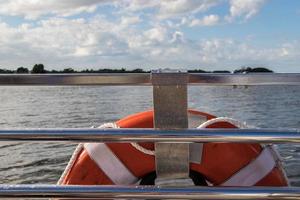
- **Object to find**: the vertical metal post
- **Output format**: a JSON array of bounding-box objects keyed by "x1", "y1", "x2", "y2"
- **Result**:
[{"x1": 151, "y1": 70, "x2": 193, "y2": 186}]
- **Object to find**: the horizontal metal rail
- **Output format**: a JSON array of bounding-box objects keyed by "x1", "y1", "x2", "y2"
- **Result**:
[
  {"x1": 189, "y1": 73, "x2": 300, "y2": 85},
  {"x1": 0, "y1": 185, "x2": 299, "y2": 199},
  {"x1": 0, "y1": 73, "x2": 299, "y2": 86},
  {"x1": 0, "y1": 73, "x2": 151, "y2": 86},
  {"x1": 0, "y1": 128, "x2": 299, "y2": 143}
]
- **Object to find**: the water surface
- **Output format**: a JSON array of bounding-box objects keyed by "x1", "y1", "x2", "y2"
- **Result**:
[{"x1": 0, "y1": 86, "x2": 299, "y2": 185}]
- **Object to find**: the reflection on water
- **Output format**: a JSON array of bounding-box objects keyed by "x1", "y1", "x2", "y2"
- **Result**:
[{"x1": 0, "y1": 86, "x2": 299, "y2": 185}]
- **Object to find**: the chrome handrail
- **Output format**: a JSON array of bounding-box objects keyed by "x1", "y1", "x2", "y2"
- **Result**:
[
  {"x1": 0, "y1": 73, "x2": 299, "y2": 85},
  {"x1": 0, "y1": 185, "x2": 299, "y2": 199},
  {"x1": 0, "y1": 73, "x2": 151, "y2": 86},
  {"x1": 0, "y1": 128, "x2": 299, "y2": 143},
  {"x1": 0, "y1": 72, "x2": 300, "y2": 199}
]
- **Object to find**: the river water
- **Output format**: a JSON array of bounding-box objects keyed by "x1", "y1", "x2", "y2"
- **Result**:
[{"x1": 0, "y1": 86, "x2": 299, "y2": 185}]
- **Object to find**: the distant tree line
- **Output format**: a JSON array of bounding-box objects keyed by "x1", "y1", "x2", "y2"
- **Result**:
[
  {"x1": 0, "y1": 64, "x2": 274, "y2": 74},
  {"x1": 188, "y1": 67, "x2": 273, "y2": 73},
  {"x1": 233, "y1": 67, "x2": 273, "y2": 73}
]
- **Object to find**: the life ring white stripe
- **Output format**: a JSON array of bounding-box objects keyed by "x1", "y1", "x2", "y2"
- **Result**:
[
  {"x1": 221, "y1": 147, "x2": 276, "y2": 186},
  {"x1": 84, "y1": 143, "x2": 138, "y2": 185}
]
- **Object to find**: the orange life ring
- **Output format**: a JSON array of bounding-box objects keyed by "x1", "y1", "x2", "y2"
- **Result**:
[{"x1": 60, "y1": 110, "x2": 288, "y2": 186}]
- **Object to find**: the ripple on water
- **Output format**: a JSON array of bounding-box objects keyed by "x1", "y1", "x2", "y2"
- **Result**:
[{"x1": 0, "y1": 85, "x2": 299, "y2": 185}]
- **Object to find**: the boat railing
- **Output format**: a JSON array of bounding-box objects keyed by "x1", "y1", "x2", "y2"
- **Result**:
[
  {"x1": 0, "y1": 71, "x2": 300, "y2": 199},
  {"x1": 0, "y1": 72, "x2": 299, "y2": 85}
]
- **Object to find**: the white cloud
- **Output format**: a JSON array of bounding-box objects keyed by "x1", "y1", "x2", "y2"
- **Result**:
[
  {"x1": 116, "y1": 0, "x2": 222, "y2": 19},
  {"x1": 0, "y1": 16, "x2": 130, "y2": 66},
  {"x1": 120, "y1": 16, "x2": 141, "y2": 27},
  {"x1": 0, "y1": 0, "x2": 266, "y2": 23},
  {"x1": 0, "y1": 0, "x2": 298, "y2": 72},
  {"x1": 144, "y1": 26, "x2": 168, "y2": 43},
  {"x1": 0, "y1": 14, "x2": 299, "y2": 71},
  {"x1": 227, "y1": 0, "x2": 268, "y2": 21},
  {"x1": 189, "y1": 15, "x2": 220, "y2": 26},
  {"x1": 0, "y1": 0, "x2": 222, "y2": 20},
  {"x1": 200, "y1": 40, "x2": 300, "y2": 69},
  {"x1": 116, "y1": 0, "x2": 159, "y2": 11},
  {"x1": 0, "y1": 0, "x2": 111, "y2": 19},
  {"x1": 157, "y1": 0, "x2": 221, "y2": 19}
]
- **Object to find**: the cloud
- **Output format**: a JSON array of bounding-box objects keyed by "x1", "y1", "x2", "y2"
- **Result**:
[
  {"x1": 117, "y1": 0, "x2": 222, "y2": 15},
  {"x1": 0, "y1": 0, "x2": 298, "y2": 72},
  {"x1": 115, "y1": 0, "x2": 159, "y2": 11},
  {"x1": 201, "y1": 39, "x2": 300, "y2": 69},
  {"x1": 0, "y1": 16, "x2": 130, "y2": 67},
  {"x1": 226, "y1": 0, "x2": 268, "y2": 21},
  {"x1": 0, "y1": 0, "x2": 267, "y2": 24},
  {"x1": 0, "y1": 0, "x2": 111, "y2": 19},
  {"x1": 0, "y1": 13, "x2": 299, "y2": 71},
  {"x1": 157, "y1": 0, "x2": 222, "y2": 19},
  {"x1": 189, "y1": 15, "x2": 220, "y2": 26},
  {"x1": 0, "y1": 0, "x2": 222, "y2": 20},
  {"x1": 120, "y1": 16, "x2": 141, "y2": 27},
  {"x1": 144, "y1": 26, "x2": 168, "y2": 43}
]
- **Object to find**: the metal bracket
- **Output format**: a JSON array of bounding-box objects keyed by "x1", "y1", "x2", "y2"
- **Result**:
[{"x1": 151, "y1": 69, "x2": 193, "y2": 186}]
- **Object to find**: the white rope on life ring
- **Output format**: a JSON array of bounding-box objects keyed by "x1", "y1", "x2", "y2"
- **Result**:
[
  {"x1": 57, "y1": 143, "x2": 83, "y2": 185},
  {"x1": 197, "y1": 117, "x2": 248, "y2": 129},
  {"x1": 130, "y1": 117, "x2": 248, "y2": 156}
]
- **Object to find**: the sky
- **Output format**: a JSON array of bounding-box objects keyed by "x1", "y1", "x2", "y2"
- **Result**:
[{"x1": 0, "y1": 0, "x2": 299, "y2": 72}]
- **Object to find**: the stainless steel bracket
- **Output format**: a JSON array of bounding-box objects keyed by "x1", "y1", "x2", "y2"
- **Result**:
[{"x1": 151, "y1": 69, "x2": 193, "y2": 186}]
